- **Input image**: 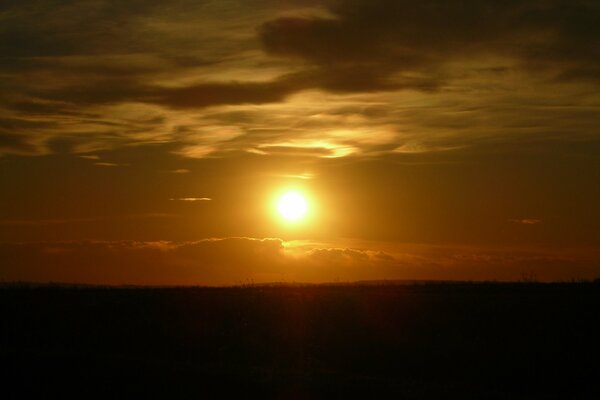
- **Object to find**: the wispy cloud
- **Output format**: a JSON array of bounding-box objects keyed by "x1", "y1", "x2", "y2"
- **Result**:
[
  {"x1": 394, "y1": 142, "x2": 466, "y2": 154},
  {"x1": 509, "y1": 219, "x2": 542, "y2": 225},
  {"x1": 1, "y1": 0, "x2": 597, "y2": 160},
  {"x1": 169, "y1": 197, "x2": 212, "y2": 202},
  {"x1": 272, "y1": 172, "x2": 315, "y2": 180},
  {"x1": 94, "y1": 162, "x2": 128, "y2": 167}
]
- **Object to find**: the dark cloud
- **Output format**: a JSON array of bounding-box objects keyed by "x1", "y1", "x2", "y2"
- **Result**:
[
  {"x1": 0, "y1": 123, "x2": 48, "y2": 155},
  {"x1": 6, "y1": 0, "x2": 596, "y2": 114},
  {"x1": 259, "y1": 0, "x2": 600, "y2": 89},
  {"x1": 282, "y1": 68, "x2": 441, "y2": 94},
  {"x1": 7, "y1": 73, "x2": 293, "y2": 112},
  {"x1": 0, "y1": 0, "x2": 598, "y2": 159},
  {"x1": 0, "y1": 0, "x2": 168, "y2": 57},
  {"x1": 0, "y1": 132, "x2": 38, "y2": 154},
  {"x1": 146, "y1": 80, "x2": 297, "y2": 109},
  {"x1": 0, "y1": 238, "x2": 397, "y2": 285},
  {"x1": 0, "y1": 238, "x2": 285, "y2": 285},
  {"x1": 0, "y1": 117, "x2": 58, "y2": 131},
  {"x1": 5, "y1": 100, "x2": 80, "y2": 117},
  {"x1": 0, "y1": 239, "x2": 597, "y2": 285}
]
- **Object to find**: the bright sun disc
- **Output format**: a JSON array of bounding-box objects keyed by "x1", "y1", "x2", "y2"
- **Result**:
[{"x1": 277, "y1": 191, "x2": 308, "y2": 221}]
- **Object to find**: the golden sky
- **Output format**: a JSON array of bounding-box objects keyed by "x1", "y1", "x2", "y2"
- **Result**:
[{"x1": 1, "y1": 0, "x2": 599, "y2": 284}]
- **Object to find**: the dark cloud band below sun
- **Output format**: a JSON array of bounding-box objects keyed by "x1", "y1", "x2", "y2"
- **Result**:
[{"x1": 0, "y1": 238, "x2": 597, "y2": 286}]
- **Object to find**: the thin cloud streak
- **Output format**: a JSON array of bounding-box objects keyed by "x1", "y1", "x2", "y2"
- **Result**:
[
  {"x1": 169, "y1": 198, "x2": 212, "y2": 202},
  {"x1": 94, "y1": 162, "x2": 128, "y2": 167},
  {"x1": 509, "y1": 219, "x2": 542, "y2": 225}
]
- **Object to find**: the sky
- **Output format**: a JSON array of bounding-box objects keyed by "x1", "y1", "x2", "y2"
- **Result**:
[{"x1": 1, "y1": 0, "x2": 599, "y2": 285}]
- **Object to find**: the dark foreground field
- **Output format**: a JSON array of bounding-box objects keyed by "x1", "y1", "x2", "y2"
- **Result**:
[{"x1": 1, "y1": 282, "x2": 599, "y2": 399}]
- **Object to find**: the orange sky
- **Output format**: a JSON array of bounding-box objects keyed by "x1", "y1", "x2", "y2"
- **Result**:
[{"x1": 1, "y1": 0, "x2": 599, "y2": 284}]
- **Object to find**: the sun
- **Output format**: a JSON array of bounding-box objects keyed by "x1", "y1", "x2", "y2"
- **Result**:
[{"x1": 277, "y1": 191, "x2": 308, "y2": 222}]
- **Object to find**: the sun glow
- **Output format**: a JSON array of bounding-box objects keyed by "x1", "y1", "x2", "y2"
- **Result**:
[{"x1": 277, "y1": 191, "x2": 308, "y2": 222}]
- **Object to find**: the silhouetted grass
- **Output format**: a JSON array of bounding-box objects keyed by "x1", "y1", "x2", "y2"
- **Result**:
[{"x1": 1, "y1": 281, "x2": 599, "y2": 398}]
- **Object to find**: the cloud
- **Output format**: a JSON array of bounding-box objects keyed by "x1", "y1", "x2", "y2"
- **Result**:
[
  {"x1": 393, "y1": 142, "x2": 465, "y2": 154},
  {"x1": 509, "y1": 218, "x2": 542, "y2": 225},
  {"x1": 94, "y1": 162, "x2": 127, "y2": 167},
  {"x1": 251, "y1": 142, "x2": 357, "y2": 158},
  {"x1": 0, "y1": 0, "x2": 599, "y2": 159},
  {"x1": 145, "y1": 80, "x2": 297, "y2": 109},
  {"x1": 0, "y1": 239, "x2": 598, "y2": 285},
  {"x1": 259, "y1": 0, "x2": 600, "y2": 87},
  {"x1": 0, "y1": 238, "x2": 395, "y2": 285},
  {"x1": 305, "y1": 247, "x2": 392, "y2": 265},
  {"x1": 0, "y1": 238, "x2": 335, "y2": 285},
  {"x1": 169, "y1": 197, "x2": 212, "y2": 202},
  {"x1": 0, "y1": 132, "x2": 39, "y2": 155},
  {"x1": 271, "y1": 172, "x2": 315, "y2": 180}
]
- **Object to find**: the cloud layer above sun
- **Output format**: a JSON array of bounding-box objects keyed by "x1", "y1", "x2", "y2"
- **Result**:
[{"x1": 1, "y1": 0, "x2": 599, "y2": 159}]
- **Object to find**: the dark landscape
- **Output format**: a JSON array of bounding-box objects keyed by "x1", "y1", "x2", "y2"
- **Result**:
[{"x1": 2, "y1": 282, "x2": 599, "y2": 399}]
